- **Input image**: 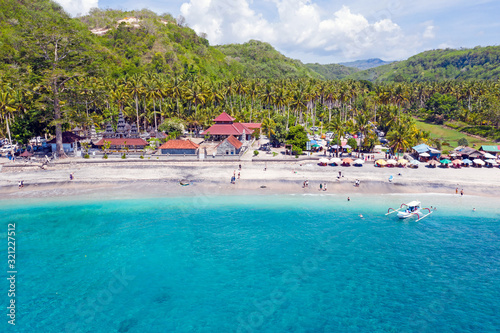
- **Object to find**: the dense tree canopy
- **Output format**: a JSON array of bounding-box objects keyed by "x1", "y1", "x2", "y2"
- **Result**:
[{"x1": 1, "y1": 0, "x2": 500, "y2": 155}]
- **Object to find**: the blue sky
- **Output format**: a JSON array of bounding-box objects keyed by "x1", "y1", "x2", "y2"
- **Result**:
[{"x1": 56, "y1": 0, "x2": 500, "y2": 64}]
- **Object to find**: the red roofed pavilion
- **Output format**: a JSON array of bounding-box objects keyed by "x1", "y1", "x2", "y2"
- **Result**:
[{"x1": 202, "y1": 112, "x2": 258, "y2": 141}]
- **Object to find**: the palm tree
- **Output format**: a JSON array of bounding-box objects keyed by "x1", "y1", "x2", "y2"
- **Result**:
[
  {"x1": 125, "y1": 74, "x2": 144, "y2": 129},
  {"x1": 261, "y1": 118, "x2": 276, "y2": 141},
  {"x1": 0, "y1": 89, "x2": 16, "y2": 154}
]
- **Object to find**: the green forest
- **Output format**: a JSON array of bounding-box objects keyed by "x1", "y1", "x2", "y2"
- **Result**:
[{"x1": 1, "y1": 0, "x2": 499, "y2": 157}]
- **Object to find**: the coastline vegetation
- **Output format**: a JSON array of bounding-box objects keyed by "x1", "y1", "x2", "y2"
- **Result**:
[{"x1": 0, "y1": 0, "x2": 499, "y2": 158}]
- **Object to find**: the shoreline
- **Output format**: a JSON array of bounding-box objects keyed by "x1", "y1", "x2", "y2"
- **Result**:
[{"x1": 1, "y1": 159, "x2": 499, "y2": 200}]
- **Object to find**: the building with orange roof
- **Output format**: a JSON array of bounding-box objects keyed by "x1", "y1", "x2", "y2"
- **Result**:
[
  {"x1": 202, "y1": 112, "x2": 258, "y2": 141},
  {"x1": 159, "y1": 139, "x2": 199, "y2": 155},
  {"x1": 94, "y1": 138, "x2": 148, "y2": 150},
  {"x1": 216, "y1": 135, "x2": 243, "y2": 155}
]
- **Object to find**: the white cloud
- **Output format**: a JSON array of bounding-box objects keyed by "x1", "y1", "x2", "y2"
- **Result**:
[
  {"x1": 180, "y1": 0, "x2": 433, "y2": 62},
  {"x1": 180, "y1": 0, "x2": 274, "y2": 45},
  {"x1": 54, "y1": 0, "x2": 98, "y2": 16}
]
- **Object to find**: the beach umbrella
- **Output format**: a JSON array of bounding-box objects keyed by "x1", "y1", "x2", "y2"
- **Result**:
[
  {"x1": 398, "y1": 159, "x2": 408, "y2": 165},
  {"x1": 410, "y1": 160, "x2": 420, "y2": 165},
  {"x1": 353, "y1": 159, "x2": 364, "y2": 165},
  {"x1": 330, "y1": 157, "x2": 341, "y2": 165},
  {"x1": 343, "y1": 144, "x2": 351, "y2": 149},
  {"x1": 428, "y1": 160, "x2": 439, "y2": 166},
  {"x1": 485, "y1": 159, "x2": 498, "y2": 165},
  {"x1": 319, "y1": 158, "x2": 329, "y2": 165},
  {"x1": 440, "y1": 159, "x2": 452, "y2": 164},
  {"x1": 19, "y1": 150, "x2": 33, "y2": 157},
  {"x1": 473, "y1": 159, "x2": 485, "y2": 165},
  {"x1": 451, "y1": 159, "x2": 462, "y2": 165},
  {"x1": 483, "y1": 153, "x2": 496, "y2": 159},
  {"x1": 386, "y1": 159, "x2": 397, "y2": 165},
  {"x1": 312, "y1": 144, "x2": 321, "y2": 148},
  {"x1": 342, "y1": 157, "x2": 353, "y2": 165},
  {"x1": 375, "y1": 159, "x2": 387, "y2": 166},
  {"x1": 331, "y1": 144, "x2": 340, "y2": 149},
  {"x1": 462, "y1": 158, "x2": 473, "y2": 165},
  {"x1": 420, "y1": 152, "x2": 430, "y2": 157}
]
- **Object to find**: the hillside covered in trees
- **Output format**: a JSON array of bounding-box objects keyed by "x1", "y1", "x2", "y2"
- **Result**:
[
  {"x1": 1, "y1": 0, "x2": 499, "y2": 157},
  {"x1": 305, "y1": 63, "x2": 359, "y2": 80},
  {"x1": 348, "y1": 46, "x2": 500, "y2": 82},
  {"x1": 215, "y1": 40, "x2": 321, "y2": 79}
]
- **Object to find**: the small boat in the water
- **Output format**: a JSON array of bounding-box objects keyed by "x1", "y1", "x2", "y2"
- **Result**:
[
  {"x1": 386, "y1": 201, "x2": 433, "y2": 221},
  {"x1": 180, "y1": 179, "x2": 190, "y2": 186}
]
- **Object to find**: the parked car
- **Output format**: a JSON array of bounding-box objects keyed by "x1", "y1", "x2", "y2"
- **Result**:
[
  {"x1": 29, "y1": 136, "x2": 42, "y2": 144},
  {"x1": 0, "y1": 145, "x2": 17, "y2": 153}
]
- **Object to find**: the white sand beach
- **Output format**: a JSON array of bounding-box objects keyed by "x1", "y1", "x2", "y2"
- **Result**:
[{"x1": 1, "y1": 158, "x2": 499, "y2": 199}]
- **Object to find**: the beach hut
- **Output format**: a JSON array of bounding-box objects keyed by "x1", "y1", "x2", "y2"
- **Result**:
[
  {"x1": 483, "y1": 152, "x2": 496, "y2": 159},
  {"x1": 479, "y1": 145, "x2": 500, "y2": 156},
  {"x1": 48, "y1": 131, "x2": 83, "y2": 153}
]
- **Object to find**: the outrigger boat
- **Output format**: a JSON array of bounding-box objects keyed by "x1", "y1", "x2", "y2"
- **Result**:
[{"x1": 386, "y1": 201, "x2": 433, "y2": 221}]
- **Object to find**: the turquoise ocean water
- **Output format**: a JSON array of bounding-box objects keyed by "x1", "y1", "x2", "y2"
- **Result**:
[{"x1": 1, "y1": 193, "x2": 499, "y2": 332}]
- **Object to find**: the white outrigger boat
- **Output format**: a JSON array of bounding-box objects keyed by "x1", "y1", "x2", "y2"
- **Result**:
[{"x1": 386, "y1": 201, "x2": 433, "y2": 221}]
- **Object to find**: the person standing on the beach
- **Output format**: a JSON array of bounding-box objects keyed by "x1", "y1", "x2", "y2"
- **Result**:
[
  {"x1": 319, "y1": 183, "x2": 323, "y2": 191},
  {"x1": 239, "y1": 164, "x2": 241, "y2": 170},
  {"x1": 238, "y1": 172, "x2": 240, "y2": 179},
  {"x1": 18, "y1": 181, "x2": 22, "y2": 189},
  {"x1": 461, "y1": 189, "x2": 464, "y2": 196},
  {"x1": 347, "y1": 197, "x2": 350, "y2": 201},
  {"x1": 456, "y1": 188, "x2": 458, "y2": 194},
  {"x1": 324, "y1": 183, "x2": 327, "y2": 191},
  {"x1": 70, "y1": 173, "x2": 74, "y2": 180}
]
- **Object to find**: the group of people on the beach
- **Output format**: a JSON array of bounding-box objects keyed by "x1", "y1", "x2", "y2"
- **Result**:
[{"x1": 230, "y1": 165, "x2": 242, "y2": 184}]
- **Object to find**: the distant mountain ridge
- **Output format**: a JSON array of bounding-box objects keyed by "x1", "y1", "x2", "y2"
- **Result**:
[
  {"x1": 339, "y1": 58, "x2": 393, "y2": 70},
  {"x1": 346, "y1": 46, "x2": 500, "y2": 82},
  {"x1": 304, "y1": 63, "x2": 359, "y2": 80}
]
